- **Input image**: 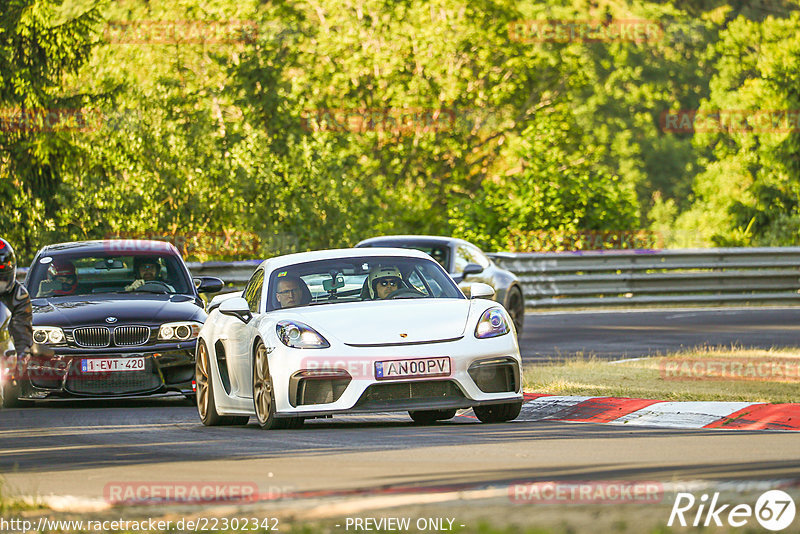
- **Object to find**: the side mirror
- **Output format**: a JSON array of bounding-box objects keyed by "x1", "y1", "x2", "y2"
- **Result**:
[
  {"x1": 218, "y1": 297, "x2": 252, "y2": 324},
  {"x1": 468, "y1": 282, "x2": 495, "y2": 300},
  {"x1": 461, "y1": 263, "x2": 484, "y2": 278},
  {"x1": 194, "y1": 276, "x2": 225, "y2": 294}
]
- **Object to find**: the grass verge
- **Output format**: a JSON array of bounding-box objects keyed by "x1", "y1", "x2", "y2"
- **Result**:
[{"x1": 523, "y1": 347, "x2": 800, "y2": 403}]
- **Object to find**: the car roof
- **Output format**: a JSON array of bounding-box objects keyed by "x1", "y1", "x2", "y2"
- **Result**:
[
  {"x1": 259, "y1": 247, "x2": 433, "y2": 272},
  {"x1": 36, "y1": 240, "x2": 180, "y2": 257},
  {"x1": 355, "y1": 235, "x2": 469, "y2": 247}
]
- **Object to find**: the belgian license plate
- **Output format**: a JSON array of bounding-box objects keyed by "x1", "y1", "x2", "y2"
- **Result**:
[
  {"x1": 81, "y1": 357, "x2": 145, "y2": 373},
  {"x1": 374, "y1": 357, "x2": 450, "y2": 380}
]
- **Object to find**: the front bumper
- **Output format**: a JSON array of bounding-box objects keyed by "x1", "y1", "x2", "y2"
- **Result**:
[
  {"x1": 266, "y1": 336, "x2": 522, "y2": 417},
  {"x1": 11, "y1": 343, "x2": 196, "y2": 398}
]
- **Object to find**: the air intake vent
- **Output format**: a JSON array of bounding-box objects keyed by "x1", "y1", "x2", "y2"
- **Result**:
[
  {"x1": 73, "y1": 327, "x2": 111, "y2": 348},
  {"x1": 114, "y1": 326, "x2": 150, "y2": 346}
]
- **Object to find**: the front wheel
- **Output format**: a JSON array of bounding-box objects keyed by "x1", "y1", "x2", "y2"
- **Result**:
[
  {"x1": 196, "y1": 341, "x2": 248, "y2": 426},
  {"x1": 1, "y1": 357, "x2": 32, "y2": 408},
  {"x1": 473, "y1": 401, "x2": 522, "y2": 423},
  {"x1": 1, "y1": 380, "x2": 30, "y2": 408},
  {"x1": 253, "y1": 341, "x2": 302, "y2": 430}
]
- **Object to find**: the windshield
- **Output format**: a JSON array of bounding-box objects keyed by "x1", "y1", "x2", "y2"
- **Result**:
[
  {"x1": 266, "y1": 256, "x2": 463, "y2": 311},
  {"x1": 28, "y1": 253, "x2": 192, "y2": 298}
]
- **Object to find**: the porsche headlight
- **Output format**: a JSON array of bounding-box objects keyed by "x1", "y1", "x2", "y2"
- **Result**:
[
  {"x1": 276, "y1": 321, "x2": 330, "y2": 349},
  {"x1": 158, "y1": 321, "x2": 202, "y2": 341},
  {"x1": 33, "y1": 326, "x2": 66, "y2": 345},
  {"x1": 475, "y1": 307, "x2": 511, "y2": 339}
]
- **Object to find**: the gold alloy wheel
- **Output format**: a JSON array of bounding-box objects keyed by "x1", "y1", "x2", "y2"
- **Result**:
[
  {"x1": 253, "y1": 342, "x2": 274, "y2": 426},
  {"x1": 196, "y1": 342, "x2": 210, "y2": 421}
]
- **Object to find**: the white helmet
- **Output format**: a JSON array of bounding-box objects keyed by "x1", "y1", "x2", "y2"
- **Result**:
[{"x1": 367, "y1": 265, "x2": 403, "y2": 299}]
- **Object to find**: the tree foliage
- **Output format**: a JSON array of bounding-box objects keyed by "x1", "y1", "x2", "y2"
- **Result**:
[{"x1": 1, "y1": 0, "x2": 798, "y2": 262}]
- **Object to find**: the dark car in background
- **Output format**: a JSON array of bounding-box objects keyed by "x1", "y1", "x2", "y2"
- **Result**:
[
  {"x1": 7, "y1": 240, "x2": 223, "y2": 403},
  {"x1": 355, "y1": 235, "x2": 525, "y2": 333}
]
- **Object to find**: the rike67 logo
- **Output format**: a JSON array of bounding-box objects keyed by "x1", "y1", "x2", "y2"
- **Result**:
[{"x1": 668, "y1": 490, "x2": 796, "y2": 531}]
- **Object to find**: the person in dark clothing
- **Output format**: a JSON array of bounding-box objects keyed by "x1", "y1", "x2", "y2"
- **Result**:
[
  {"x1": 0, "y1": 239, "x2": 32, "y2": 356},
  {"x1": 0, "y1": 238, "x2": 33, "y2": 407}
]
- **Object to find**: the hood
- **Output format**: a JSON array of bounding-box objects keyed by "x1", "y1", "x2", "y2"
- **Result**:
[
  {"x1": 288, "y1": 299, "x2": 473, "y2": 345},
  {"x1": 31, "y1": 294, "x2": 204, "y2": 328}
]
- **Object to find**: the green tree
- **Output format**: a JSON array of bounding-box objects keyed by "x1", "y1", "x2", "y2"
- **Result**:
[{"x1": 0, "y1": 0, "x2": 101, "y2": 260}]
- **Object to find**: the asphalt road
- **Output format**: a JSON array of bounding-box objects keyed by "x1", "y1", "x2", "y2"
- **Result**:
[
  {"x1": 2, "y1": 398, "x2": 799, "y2": 502},
  {"x1": 1, "y1": 307, "x2": 799, "y2": 524},
  {"x1": 520, "y1": 307, "x2": 800, "y2": 362}
]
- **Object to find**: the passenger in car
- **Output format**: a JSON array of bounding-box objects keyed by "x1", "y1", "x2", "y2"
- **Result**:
[{"x1": 275, "y1": 276, "x2": 310, "y2": 308}]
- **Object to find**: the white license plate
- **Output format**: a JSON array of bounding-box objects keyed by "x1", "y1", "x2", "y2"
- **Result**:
[
  {"x1": 81, "y1": 357, "x2": 145, "y2": 373},
  {"x1": 374, "y1": 357, "x2": 451, "y2": 380}
]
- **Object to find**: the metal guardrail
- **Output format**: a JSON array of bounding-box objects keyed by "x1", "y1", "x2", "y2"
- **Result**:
[
  {"x1": 18, "y1": 247, "x2": 800, "y2": 308},
  {"x1": 488, "y1": 247, "x2": 800, "y2": 307},
  {"x1": 185, "y1": 260, "x2": 262, "y2": 287}
]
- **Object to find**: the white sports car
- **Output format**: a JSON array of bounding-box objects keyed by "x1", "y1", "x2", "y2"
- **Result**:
[{"x1": 196, "y1": 248, "x2": 523, "y2": 429}]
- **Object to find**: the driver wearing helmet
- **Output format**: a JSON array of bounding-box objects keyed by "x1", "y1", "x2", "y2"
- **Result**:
[
  {"x1": 37, "y1": 261, "x2": 78, "y2": 297},
  {"x1": 367, "y1": 266, "x2": 405, "y2": 300},
  {"x1": 125, "y1": 257, "x2": 174, "y2": 292}
]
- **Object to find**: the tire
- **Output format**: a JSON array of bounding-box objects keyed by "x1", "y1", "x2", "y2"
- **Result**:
[
  {"x1": 505, "y1": 286, "x2": 525, "y2": 334},
  {"x1": 409, "y1": 409, "x2": 457, "y2": 424},
  {"x1": 196, "y1": 341, "x2": 248, "y2": 426},
  {"x1": 1, "y1": 380, "x2": 30, "y2": 408},
  {"x1": 473, "y1": 401, "x2": 522, "y2": 423},
  {"x1": 253, "y1": 341, "x2": 301, "y2": 430}
]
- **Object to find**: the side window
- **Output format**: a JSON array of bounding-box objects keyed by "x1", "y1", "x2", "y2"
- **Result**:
[
  {"x1": 417, "y1": 264, "x2": 443, "y2": 297},
  {"x1": 243, "y1": 270, "x2": 264, "y2": 313},
  {"x1": 466, "y1": 244, "x2": 491, "y2": 269},
  {"x1": 406, "y1": 271, "x2": 428, "y2": 295},
  {"x1": 453, "y1": 246, "x2": 470, "y2": 275}
]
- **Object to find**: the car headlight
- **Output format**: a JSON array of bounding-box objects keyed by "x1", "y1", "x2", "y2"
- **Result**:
[
  {"x1": 33, "y1": 326, "x2": 66, "y2": 345},
  {"x1": 158, "y1": 321, "x2": 202, "y2": 341},
  {"x1": 276, "y1": 321, "x2": 330, "y2": 349},
  {"x1": 475, "y1": 307, "x2": 511, "y2": 339}
]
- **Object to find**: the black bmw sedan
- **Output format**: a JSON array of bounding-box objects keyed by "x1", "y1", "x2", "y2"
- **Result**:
[{"x1": 8, "y1": 240, "x2": 223, "y2": 403}]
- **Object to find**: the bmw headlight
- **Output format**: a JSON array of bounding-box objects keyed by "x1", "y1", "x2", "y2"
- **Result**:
[
  {"x1": 158, "y1": 321, "x2": 202, "y2": 341},
  {"x1": 475, "y1": 307, "x2": 511, "y2": 339},
  {"x1": 32, "y1": 326, "x2": 66, "y2": 345},
  {"x1": 276, "y1": 321, "x2": 330, "y2": 349}
]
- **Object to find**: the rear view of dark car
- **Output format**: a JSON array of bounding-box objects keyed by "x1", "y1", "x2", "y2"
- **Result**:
[
  {"x1": 12, "y1": 240, "x2": 222, "y2": 403},
  {"x1": 356, "y1": 235, "x2": 525, "y2": 333}
]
